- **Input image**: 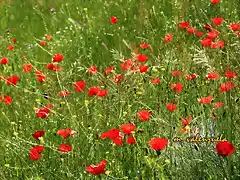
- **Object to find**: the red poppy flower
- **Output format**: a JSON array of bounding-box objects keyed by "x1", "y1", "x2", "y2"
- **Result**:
[
  {"x1": 59, "y1": 90, "x2": 70, "y2": 97},
  {"x1": 40, "y1": 41, "x2": 47, "y2": 46},
  {"x1": 88, "y1": 66, "x2": 97, "y2": 74},
  {"x1": 149, "y1": 138, "x2": 168, "y2": 151},
  {"x1": 198, "y1": 96, "x2": 213, "y2": 104},
  {"x1": 58, "y1": 144, "x2": 72, "y2": 152},
  {"x1": 36, "y1": 107, "x2": 50, "y2": 118},
  {"x1": 139, "y1": 65, "x2": 148, "y2": 73},
  {"x1": 136, "y1": 54, "x2": 148, "y2": 62},
  {"x1": 201, "y1": 38, "x2": 212, "y2": 47},
  {"x1": 207, "y1": 30, "x2": 219, "y2": 39},
  {"x1": 86, "y1": 160, "x2": 107, "y2": 175},
  {"x1": 0, "y1": 96, "x2": 12, "y2": 105},
  {"x1": 120, "y1": 123, "x2": 135, "y2": 135},
  {"x1": 214, "y1": 102, "x2": 224, "y2": 109},
  {"x1": 121, "y1": 59, "x2": 135, "y2": 71},
  {"x1": 110, "y1": 16, "x2": 118, "y2": 24},
  {"x1": 181, "y1": 116, "x2": 192, "y2": 126},
  {"x1": 166, "y1": 103, "x2": 177, "y2": 112},
  {"x1": 46, "y1": 63, "x2": 61, "y2": 71},
  {"x1": 219, "y1": 82, "x2": 234, "y2": 93},
  {"x1": 211, "y1": 41, "x2": 224, "y2": 49},
  {"x1": 164, "y1": 33, "x2": 173, "y2": 43},
  {"x1": 140, "y1": 43, "x2": 150, "y2": 49},
  {"x1": 195, "y1": 31, "x2": 204, "y2": 37},
  {"x1": 137, "y1": 110, "x2": 151, "y2": 121},
  {"x1": 36, "y1": 74, "x2": 46, "y2": 82},
  {"x1": 32, "y1": 130, "x2": 45, "y2": 140},
  {"x1": 45, "y1": 35, "x2": 53, "y2": 40},
  {"x1": 179, "y1": 21, "x2": 190, "y2": 29},
  {"x1": 113, "y1": 136, "x2": 124, "y2": 146},
  {"x1": 212, "y1": 17, "x2": 224, "y2": 25},
  {"x1": 29, "y1": 145, "x2": 44, "y2": 160},
  {"x1": 170, "y1": 82, "x2": 183, "y2": 93},
  {"x1": 186, "y1": 73, "x2": 197, "y2": 80},
  {"x1": 229, "y1": 23, "x2": 240, "y2": 31},
  {"x1": 88, "y1": 87, "x2": 100, "y2": 97},
  {"x1": 73, "y1": 81, "x2": 86, "y2": 92},
  {"x1": 205, "y1": 72, "x2": 219, "y2": 80},
  {"x1": 0, "y1": 57, "x2": 8, "y2": 64},
  {"x1": 211, "y1": 0, "x2": 220, "y2": 4},
  {"x1": 105, "y1": 66, "x2": 114, "y2": 74},
  {"x1": 150, "y1": 78, "x2": 161, "y2": 84},
  {"x1": 52, "y1": 53, "x2": 64, "y2": 62},
  {"x1": 6, "y1": 75, "x2": 20, "y2": 86},
  {"x1": 172, "y1": 70, "x2": 182, "y2": 77},
  {"x1": 114, "y1": 74, "x2": 124, "y2": 84},
  {"x1": 23, "y1": 63, "x2": 33, "y2": 72},
  {"x1": 57, "y1": 128, "x2": 75, "y2": 138},
  {"x1": 97, "y1": 90, "x2": 108, "y2": 97},
  {"x1": 127, "y1": 135, "x2": 136, "y2": 145},
  {"x1": 216, "y1": 141, "x2": 235, "y2": 157},
  {"x1": 100, "y1": 128, "x2": 121, "y2": 140},
  {"x1": 8, "y1": 45, "x2": 14, "y2": 51},
  {"x1": 224, "y1": 70, "x2": 236, "y2": 79},
  {"x1": 187, "y1": 27, "x2": 196, "y2": 34}
]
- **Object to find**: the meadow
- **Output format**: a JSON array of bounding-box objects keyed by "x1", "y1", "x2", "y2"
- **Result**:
[{"x1": 0, "y1": 0, "x2": 239, "y2": 179}]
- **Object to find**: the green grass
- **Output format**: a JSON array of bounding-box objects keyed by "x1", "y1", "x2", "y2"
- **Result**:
[{"x1": 0, "y1": 0, "x2": 240, "y2": 179}]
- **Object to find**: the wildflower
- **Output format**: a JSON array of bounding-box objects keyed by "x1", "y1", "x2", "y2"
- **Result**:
[
  {"x1": 35, "y1": 107, "x2": 50, "y2": 118},
  {"x1": 32, "y1": 130, "x2": 45, "y2": 140},
  {"x1": 120, "y1": 123, "x2": 135, "y2": 135},
  {"x1": 198, "y1": 96, "x2": 213, "y2": 104},
  {"x1": 121, "y1": 59, "x2": 135, "y2": 71},
  {"x1": 166, "y1": 103, "x2": 177, "y2": 112},
  {"x1": 219, "y1": 82, "x2": 234, "y2": 93},
  {"x1": 6, "y1": 75, "x2": 20, "y2": 86},
  {"x1": 195, "y1": 31, "x2": 204, "y2": 37},
  {"x1": 52, "y1": 53, "x2": 64, "y2": 62},
  {"x1": 164, "y1": 33, "x2": 173, "y2": 43},
  {"x1": 105, "y1": 66, "x2": 114, "y2": 74},
  {"x1": 214, "y1": 102, "x2": 224, "y2": 109},
  {"x1": 59, "y1": 90, "x2": 70, "y2": 97},
  {"x1": 2, "y1": 96, "x2": 12, "y2": 105},
  {"x1": 179, "y1": 21, "x2": 190, "y2": 29},
  {"x1": 88, "y1": 87, "x2": 100, "y2": 97},
  {"x1": 205, "y1": 72, "x2": 219, "y2": 80},
  {"x1": 211, "y1": 0, "x2": 220, "y2": 4},
  {"x1": 149, "y1": 138, "x2": 168, "y2": 151},
  {"x1": 46, "y1": 63, "x2": 61, "y2": 72},
  {"x1": 58, "y1": 144, "x2": 72, "y2": 152},
  {"x1": 127, "y1": 135, "x2": 136, "y2": 145},
  {"x1": 187, "y1": 27, "x2": 196, "y2": 34},
  {"x1": 8, "y1": 45, "x2": 14, "y2": 51},
  {"x1": 150, "y1": 78, "x2": 161, "y2": 84},
  {"x1": 29, "y1": 145, "x2": 44, "y2": 160},
  {"x1": 88, "y1": 66, "x2": 97, "y2": 74},
  {"x1": 110, "y1": 16, "x2": 117, "y2": 24},
  {"x1": 201, "y1": 38, "x2": 212, "y2": 47},
  {"x1": 212, "y1": 17, "x2": 224, "y2": 26},
  {"x1": 216, "y1": 141, "x2": 235, "y2": 157},
  {"x1": 170, "y1": 82, "x2": 183, "y2": 93},
  {"x1": 136, "y1": 54, "x2": 148, "y2": 62},
  {"x1": 137, "y1": 110, "x2": 151, "y2": 121},
  {"x1": 97, "y1": 90, "x2": 108, "y2": 97},
  {"x1": 140, "y1": 43, "x2": 150, "y2": 49},
  {"x1": 73, "y1": 81, "x2": 86, "y2": 92},
  {"x1": 0, "y1": 57, "x2": 8, "y2": 64},
  {"x1": 224, "y1": 70, "x2": 236, "y2": 79},
  {"x1": 86, "y1": 160, "x2": 107, "y2": 175},
  {"x1": 172, "y1": 70, "x2": 182, "y2": 77},
  {"x1": 40, "y1": 41, "x2": 47, "y2": 46},
  {"x1": 23, "y1": 63, "x2": 33, "y2": 72},
  {"x1": 139, "y1": 65, "x2": 148, "y2": 73}
]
